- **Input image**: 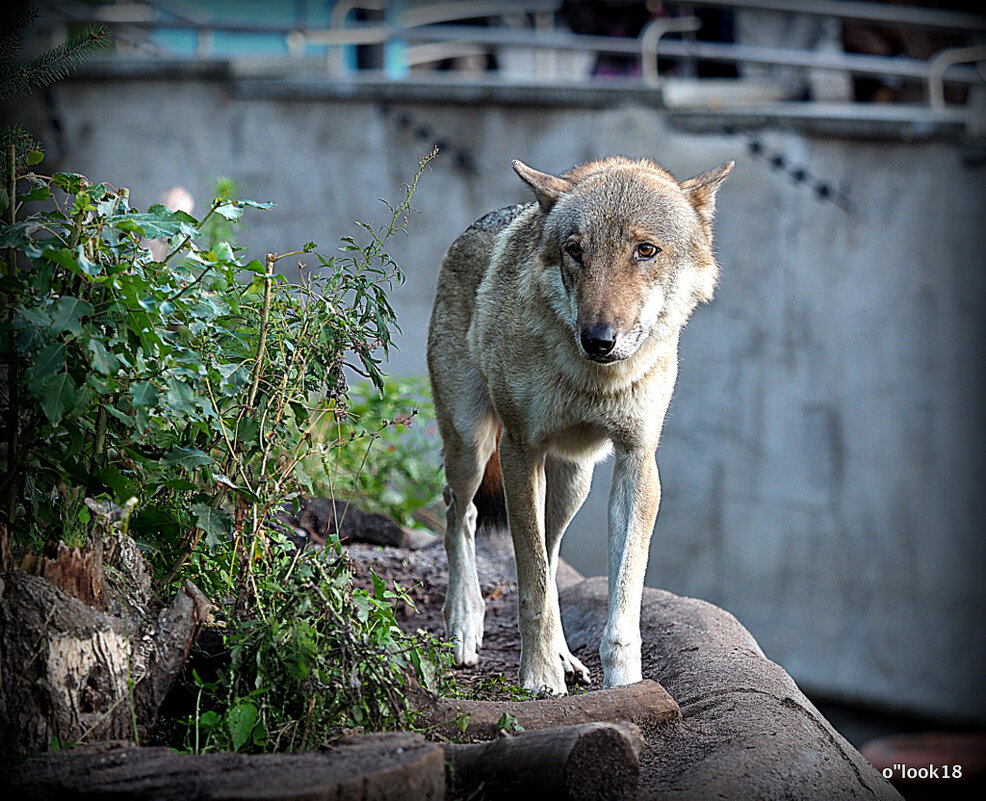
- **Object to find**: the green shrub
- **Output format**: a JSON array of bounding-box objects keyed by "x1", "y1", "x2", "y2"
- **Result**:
[
  {"x1": 0, "y1": 147, "x2": 453, "y2": 748},
  {"x1": 180, "y1": 533, "x2": 453, "y2": 752},
  {"x1": 304, "y1": 375, "x2": 445, "y2": 531}
]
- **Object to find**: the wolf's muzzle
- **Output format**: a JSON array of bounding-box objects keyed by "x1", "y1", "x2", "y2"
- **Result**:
[{"x1": 580, "y1": 323, "x2": 618, "y2": 361}]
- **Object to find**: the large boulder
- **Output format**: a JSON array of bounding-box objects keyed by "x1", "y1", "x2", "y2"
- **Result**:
[{"x1": 561, "y1": 577, "x2": 902, "y2": 800}]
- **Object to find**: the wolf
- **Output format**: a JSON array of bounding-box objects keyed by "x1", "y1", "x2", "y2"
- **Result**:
[{"x1": 426, "y1": 155, "x2": 732, "y2": 694}]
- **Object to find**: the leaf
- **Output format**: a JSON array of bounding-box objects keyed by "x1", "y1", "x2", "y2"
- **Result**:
[
  {"x1": 192, "y1": 502, "x2": 233, "y2": 550},
  {"x1": 0, "y1": 221, "x2": 38, "y2": 249},
  {"x1": 211, "y1": 473, "x2": 237, "y2": 489},
  {"x1": 227, "y1": 701, "x2": 259, "y2": 752},
  {"x1": 18, "y1": 180, "x2": 50, "y2": 203},
  {"x1": 217, "y1": 362, "x2": 248, "y2": 393},
  {"x1": 371, "y1": 571, "x2": 386, "y2": 602},
  {"x1": 104, "y1": 403, "x2": 132, "y2": 426},
  {"x1": 97, "y1": 467, "x2": 138, "y2": 501},
  {"x1": 41, "y1": 372, "x2": 77, "y2": 425},
  {"x1": 165, "y1": 378, "x2": 197, "y2": 415},
  {"x1": 16, "y1": 304, "x2": 51, "y2": 329},
  {"x1": 129, "y1": 380, "x2": 158, "y2": 408},
  {"x1": 87, "y1": 338, "x2": 118, "y2": 374},
  {"x1": 75, "y1": 246, "x2": 100, "y2": 276},
  {"x1": 213, "y1": 203, "x2": 243, "y2": 221},
  {"x1": 52, "y1": 172, "x2": 87, "y2": 194},
  {"x1": 129, "y1": 506, "x2": 183, "y2": 542},
  {"x1": 198, "y1": 710, "x2": 221, "y2": 731},
  {"x1": 50, "y1": 296, "x2": 93, "y2": 336},
  {"x1": 109, "y1": 205, "x2": 195, "y2": 239},
  {"x1": 213, "y1": 241, "x2": 235, "y2": 263},
  {"x1": 41, "y1": 247, "x2": 80, "y2": 274},
  {"x1": 163, "y1": 446, "x2": 212, "y2": 470},
  {"x1": 26, "y1": 150, "x2": 44, "y2": 166},
  {"x1": 30, "y1": 342, "x2": 65, "y2": 380}
]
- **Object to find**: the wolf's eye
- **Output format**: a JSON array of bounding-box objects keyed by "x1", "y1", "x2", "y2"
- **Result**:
[
  {"x1": 636, "y1": 242, "x2": 661, "y2": 259},
  {"x1": 565, "y1": 242, "x2": 583, "y2": 262}
]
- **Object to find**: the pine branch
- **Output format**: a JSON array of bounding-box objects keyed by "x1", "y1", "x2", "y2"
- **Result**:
[
  {"x1": 0, "y1": 124, "x2": 41, "y2": 177},
  {"x1": 0, "y1": 8, "x2": 38, "y2": 64},
  {"x1": 0, "y1": 24, "x2": 110, "y2": 103}
]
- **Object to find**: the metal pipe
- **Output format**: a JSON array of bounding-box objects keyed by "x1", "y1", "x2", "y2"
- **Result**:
[
  {"x1": 640, "y1": 17, "x2": 703, "y2": 86},
  {"x1": 679, "y1": 0, "x2": 986, "y2": 34},
  {"x1": 391, "y1": 26, "x2": 985, "y2": 86},
  {"x1": 328, "y1": 0, "x2": 386, "y2": 76},
  {"x1": 928, "y1": 45, "x2": 986, "y2": 109},
  {"x1": 398, "y1": 0, "x2": 559, "y2": 29}
]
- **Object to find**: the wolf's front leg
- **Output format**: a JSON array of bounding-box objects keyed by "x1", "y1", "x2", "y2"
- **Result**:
[
  {"x1": 443, "y1": 488, "x2": 485, "y2": 667},
  {"x1": 500, "y1": 434, "x2": 568, "y2": 695},
  {"x1": 602, "y1": 447, "x2": 661, "y2": 687},
  {"x1": 544, "y1": 455, "x2": 593, "y2": 685}
]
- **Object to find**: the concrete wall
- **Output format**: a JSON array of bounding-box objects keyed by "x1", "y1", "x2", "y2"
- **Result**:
[{"x1": 13, "y1": 67, "x2": 985, "y2": 723}]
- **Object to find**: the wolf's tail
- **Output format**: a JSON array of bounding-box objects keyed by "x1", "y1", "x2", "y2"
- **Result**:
[{"x1": 473, "y1": 440, "x2": 507, "y2": 534}]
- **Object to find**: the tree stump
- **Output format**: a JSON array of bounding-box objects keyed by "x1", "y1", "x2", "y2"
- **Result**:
[{"x1": 0, "y1": 530, "x2": 211, "y2": 754}]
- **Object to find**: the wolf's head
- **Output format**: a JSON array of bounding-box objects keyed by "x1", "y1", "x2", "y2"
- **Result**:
[{"x1": 513, "y1": 156, "x2": 732, "y2": 364}]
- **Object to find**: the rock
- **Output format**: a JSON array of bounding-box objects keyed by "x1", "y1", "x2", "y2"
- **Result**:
[{"x1": 560, "y1": 577, "x2": 903, "y2": 800}]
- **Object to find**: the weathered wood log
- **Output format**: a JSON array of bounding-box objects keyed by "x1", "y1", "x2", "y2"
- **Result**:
[
  {"x1": 0, "y1": 732, "x2": 445, "y2": 800},
  {"x1": 414, "y1": 679, "x2": 679, "y2": 741},
  {"x1": 446, "y1": 721, "x2": 644, "y2": 801},
  {"x1": 281, "y1": 497, "x2": 435, "y2": 549},
  {"x1": 0, "y1": 563, "x2": 211, "y2": 754}
]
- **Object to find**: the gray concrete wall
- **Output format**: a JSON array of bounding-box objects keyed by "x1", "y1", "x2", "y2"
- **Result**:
[{"x1": 13, "y1": 67, "x2": 985, "y2": 724}]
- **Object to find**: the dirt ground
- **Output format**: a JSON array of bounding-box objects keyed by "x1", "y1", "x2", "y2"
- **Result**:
[
  {"x1": 343, "y1": 532, "x2": 906, "y2": 801},
  {"x1": 345, "y1": 533, "x2": 566, "y2": 698}
]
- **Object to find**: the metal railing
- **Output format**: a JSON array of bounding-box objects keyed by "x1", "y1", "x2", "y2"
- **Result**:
[{"x1": 49, "y1": 0, "x2": 986, "y2": 113}]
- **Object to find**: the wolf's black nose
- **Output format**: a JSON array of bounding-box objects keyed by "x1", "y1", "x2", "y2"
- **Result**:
[{"x1": 581, "y1": 324, "x2": 617, "y2": 358}]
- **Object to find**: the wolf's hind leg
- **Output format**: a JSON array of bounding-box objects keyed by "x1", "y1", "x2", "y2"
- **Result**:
[
  {"x1": 440, "y1": 403, "x2": 498, "y2": 668},
  {"x1": 545, "y1": 455, "x2": 593, "y2": 685}
]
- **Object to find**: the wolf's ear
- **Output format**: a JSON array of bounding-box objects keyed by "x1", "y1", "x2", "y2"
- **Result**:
[
  {"x1": 512, "y1": 160, "x2": 573, "y2": 212},
  {"x1": 680, "y1": 161, "x2": 734, "y2": 227}
]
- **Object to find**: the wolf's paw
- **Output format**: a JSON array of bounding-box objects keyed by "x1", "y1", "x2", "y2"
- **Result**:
[
  {"x1": 602, "y1": 663, "x2": 642, "y2": 688},
  {"x1": 520, "y1": 654, "x2": 568, "y2": 696},
  {"x1": 600, "y1": 632, "x2": 642, "y2": 687},
  {"x1": 444, "y1": 594, "x2": 484, "y2": 668},
  {"x1": 559, "y1": 646, "x2": 591, "y2": 686}
]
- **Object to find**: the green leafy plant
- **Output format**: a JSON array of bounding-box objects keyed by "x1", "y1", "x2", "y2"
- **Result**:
[
  {"x1": 303, "y1": 375, "x2": 445, "y2": 531},
  {"x1": 180, "y1": 533, "x2": 454, "y2": 753},
  {"x1": 462, "y1": 673, "x2": 538, "y2": 703},
  {"x1": 496, "y1": 712, "x2": 524, "y2": 734},
  {"x1": 1, "y1": 146, "x2": 454, "y2": 748}
]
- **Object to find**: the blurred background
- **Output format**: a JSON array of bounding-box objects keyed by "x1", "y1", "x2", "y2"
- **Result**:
[{"x1": 7, "y1": 0, "x2": 985, "y2": 754}]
